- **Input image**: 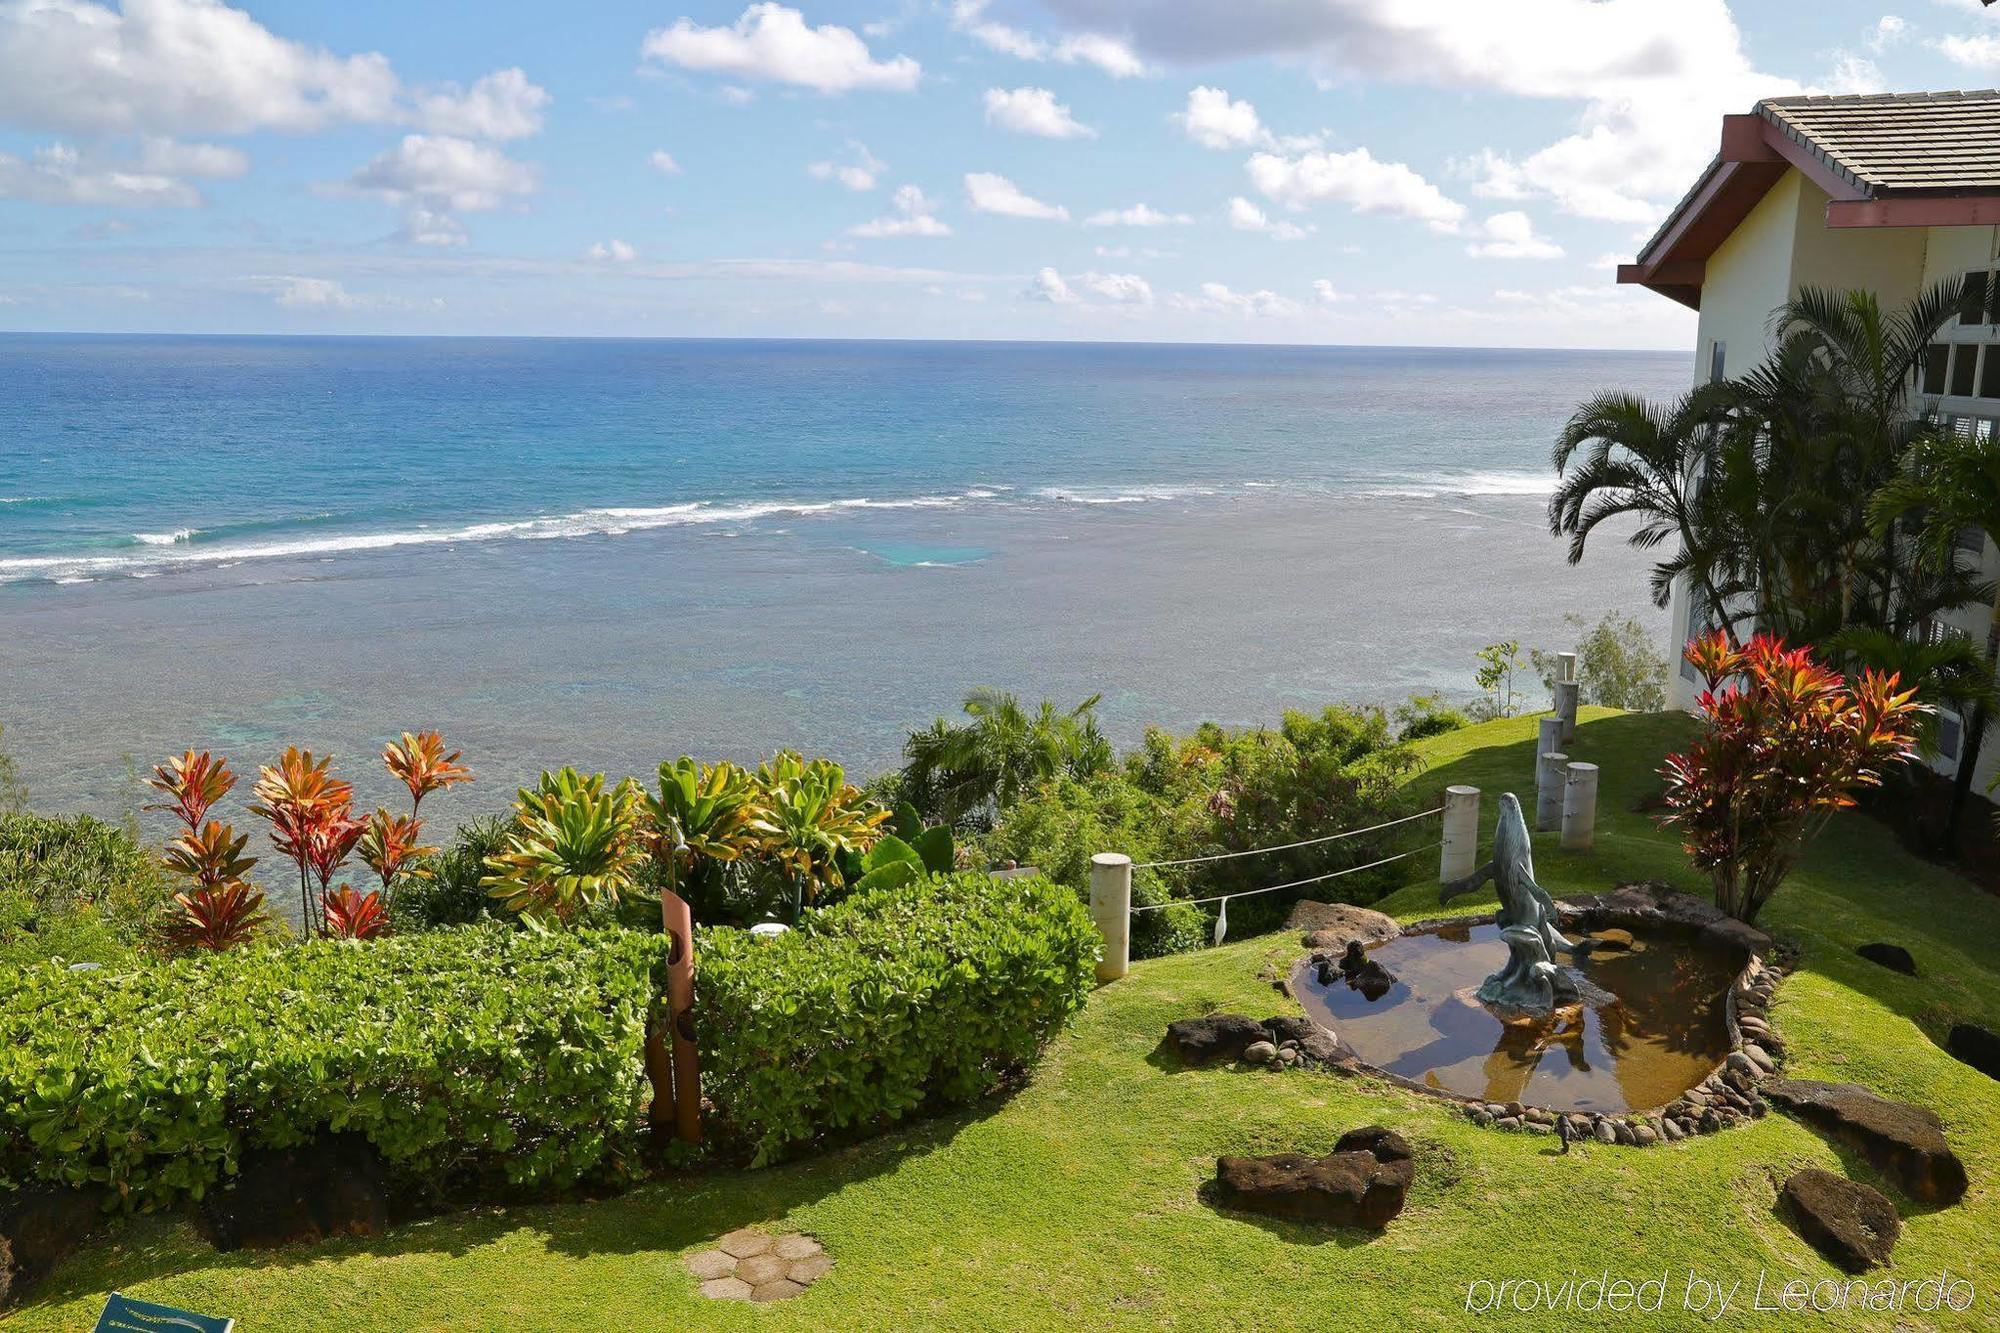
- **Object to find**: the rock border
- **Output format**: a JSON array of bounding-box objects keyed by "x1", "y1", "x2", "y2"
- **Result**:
[{"x1": 1288, "y1": 883, "x2": 1788, "y2": 1147}]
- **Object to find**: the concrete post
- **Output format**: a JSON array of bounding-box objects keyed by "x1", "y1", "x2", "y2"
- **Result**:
[
  {"x1": 1534, "y1": 716, "x2": 1562, "y2": 785},
  {"x1": 1554, "y1": 680, "x2": 1581, "y2": 745},
  {"x1": 1536, "y1": 751, "x2": 1568, "y2": 831},
  {"x1": 1561, "y1": 762, "x2": 1600, "y2": 851},
  {"x1": 1440, "y1": 785, "x2": 1480, "y2": 883},
  {"x1": 1557, "y1": 651, "x2": 1578, "y2": 684},
  {"x1": 1091, "y1": 852, "x2": 1132, "y2": 983}
]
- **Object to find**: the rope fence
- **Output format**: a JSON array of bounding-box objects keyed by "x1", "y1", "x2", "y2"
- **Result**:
[
  {"x1": 1130, "y1": 842, "x2": 1444, "y2": 913},
  {"x1": 1129, "y1": 805, "x2": 1445, "y2": 871}
]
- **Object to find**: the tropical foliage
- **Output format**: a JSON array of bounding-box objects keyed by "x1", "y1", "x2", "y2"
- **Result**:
[
  {"x1": 898, "y1": 688, "x2": 1113, "y2": 826},
  {"x1": 0, "y1": 811, "x2": 172, "y2": 966},
  {"x1": 1661, "y1": 633, "x2": 1922, "y2": 924},
  {"x1": 1531, "y1": 611, "x2": 1669, "y2": 712},
  {"x1": 482, "y1": 768, "x2": 647, "y2": 928},
  {"x1": 147, "y1": 751, "x2": 270, "y2": 952}
]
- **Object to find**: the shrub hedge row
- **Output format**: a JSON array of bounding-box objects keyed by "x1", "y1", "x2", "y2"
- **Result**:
[
  {"x1": 0, "y1": 926, "x2": 670, "y2": 1210},
  {"x1": 696, "y1": 871, "x2": 1099, "y2": 1164}
]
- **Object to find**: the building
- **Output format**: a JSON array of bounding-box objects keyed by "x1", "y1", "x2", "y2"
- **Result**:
[{"x1": 1619, "y1": 90, "x2": 2000, "y2": 771}]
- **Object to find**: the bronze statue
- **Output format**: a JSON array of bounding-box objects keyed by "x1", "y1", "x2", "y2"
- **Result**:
[{"x1": 1440, "y1": 792, "x2": 1594, "y2": 1016}]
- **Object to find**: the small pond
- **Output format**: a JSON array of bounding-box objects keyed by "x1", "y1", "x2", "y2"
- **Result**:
[{"x1": 1292, "y1": 921, "x2": 1740, "y2": 1113}]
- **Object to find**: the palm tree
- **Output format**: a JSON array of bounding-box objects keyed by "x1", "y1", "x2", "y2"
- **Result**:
[
  {"x1": 1870, "y1": 429, "x2": 2000, "y2": 843},
  {"x1": 900, "y1": 688, "x2": 1111, "y2": 826},
  {"x1": 1549, "y1": 385, "x2": 1751, "y2": 647}
]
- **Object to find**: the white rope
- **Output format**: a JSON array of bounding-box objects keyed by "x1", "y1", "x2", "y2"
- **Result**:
[
  {"x1": 1129, "y1": 841, "x2": 1442, "y2": 913},
  {"x1": 1129, "y1": 805, "x2": 1444, "y2": 871}
]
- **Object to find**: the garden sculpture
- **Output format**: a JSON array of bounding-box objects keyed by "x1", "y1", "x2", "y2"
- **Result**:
[{"x1": 1439, "y1": 792, "x2": 1596, "y2": 1017}]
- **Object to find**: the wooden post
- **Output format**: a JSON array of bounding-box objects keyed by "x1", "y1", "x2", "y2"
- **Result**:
[
  {"x1": 1536, "y1": 751, "x2": 1568, "y2": 831},
  {"x1": 1091, "y1": 852, "x2": 1132, "y2": 983},
  {"x1": 1440, "y1": 785, "x2": 1480, "y2": 882},
  {"x1": 660, "y1": 889, "x2": 701, "y2": 1144},
  {"x1": 1561, "y1": 762, "x2": 1600, "y2": 851},
  {"x1": 1554, "y1": 680, "x2": 1580, "y2": 745},
  {"x1": 1534, "y1": 716, "x2": 1561, "y2": 785}
]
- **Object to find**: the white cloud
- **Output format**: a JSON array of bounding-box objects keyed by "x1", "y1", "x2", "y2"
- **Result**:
[
  {"x1": 983, "y1": 86, "x2": 1095, "y2": 138},
  {"x1": 1868, "y1": 15, "x2": 1908, "y2": 52},
  {"x1": 649, "y1": 149, "x2": 683, "y2": 176},
  {"x1": 1175, "y1": 85, "x2": 1263, "y2": 149},
  {"x1": 808, "y1": 141, "x2": 885, "y2": 191},
  {"x1": 1312, "y1": 279, "x2": 1352, "y2": 304},
  {"x1": 641, "y1": 4, "x2": 920, "y2": 94},
  {"x1": 1025, "y1": 265, "x2": 1077, "y2": 303},
  {"x1": 1465, "y1": 210, "x2": 1563, "y2": 259},
  {"x1": 138, "y1": 137, "x2": 249, "y2": 179},
  {"x1": 1083, "y1": 202, "x2": 1190, "y2": 227},
  {"x1": 417, "y1": 67, "x2": 548, "y2": 141},
  {"x1": 1939, "y1": 33, "x2": 2000, "y2": 67},
  {"x1": 587, "y1": 238, "x2": 637, "y2": 262},
  {"x1": 1079, "y1": 270, "x2": 1153, "y2": 304},
  {"x1": 1226, "y1": 195, "x2": 1310, "y2": 240},
  {"x1": 0, "y1": 143, "x2": 199, "y2": 206},
  {"x1": 950, "y1": 3, "x2": 1145, "y2": 76},
  {"x1": 1247, "y1": 147, "x2": 1465, "y2": 231},
  {"x1": 1170, "y1": 281, "x2": 1300, "y2": 317},
  {"x1": 252, "y1": 274, "x2": 429, "y2": 311},
  {"x1": 965, "y1": 171, "x2": 1068, "y2": 220},
  {"x1": 0, "y1": 0, "x2": 401, "y2": 135},
  {"x1": 849, "y1": 183, "x2": 950, "y2": 237},
  {"x1": 345, "y1": 134, "x2": 536, "y2": 243}
]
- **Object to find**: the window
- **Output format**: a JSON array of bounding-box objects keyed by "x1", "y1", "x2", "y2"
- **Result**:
[
  {"x1": 1951, "y1": 345, "x2": 1981, "y2": 398},
  {"x1": 1708, "y1": 340, "x2": 1726, "y2": 384},
  {"x1": 1962, "y1": 270, "x2": 1992, "y2": 327},
  {"x1": 1984, "y1": 345, "x2": 2000, "y2": 399},
  {"x1": 1923, "y1": 344, "x2": 1951, "y2": 395},
  {"x1": 1939, "y1": 711, "x2": 1963, "y2": 763}
]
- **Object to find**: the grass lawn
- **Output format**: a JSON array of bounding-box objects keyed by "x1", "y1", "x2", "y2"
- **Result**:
[{"x1": 14, "y1": 709, "x2": 2000, "y2": 1330}]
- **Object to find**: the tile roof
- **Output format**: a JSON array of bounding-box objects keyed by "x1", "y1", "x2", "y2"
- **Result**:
[{"x1": 1759, "y1": 90, "x2": 2000, "y2": 195}]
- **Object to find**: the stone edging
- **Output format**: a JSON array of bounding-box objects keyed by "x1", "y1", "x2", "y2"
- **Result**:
[{"x1": 1302, "y1": 883, "x2": 1789, "y2": 1148}]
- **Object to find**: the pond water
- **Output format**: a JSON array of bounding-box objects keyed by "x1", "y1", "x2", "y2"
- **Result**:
[{"x1": 1292, "y1": 921, "x2": 1741, "y2": 1113}]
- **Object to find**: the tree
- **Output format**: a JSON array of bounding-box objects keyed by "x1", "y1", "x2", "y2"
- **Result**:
[
  {"x1": 1869, "y1": 427, "x2": 2000, "y2": 843},
  {"x1": 1549, "y1": 386, "x2": 1751, "y2": 646},
  {"x1": 1470, "y1": 641, "x2": 1526, "y2": 720},
  {"x1": 1532, "y1": 612, "x2": 1669, "y2": 712},
  {"x1": 900, "y1": 689, "x2": 1112, "y2": 826}
]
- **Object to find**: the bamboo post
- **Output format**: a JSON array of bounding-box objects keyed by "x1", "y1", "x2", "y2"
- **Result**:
[
  {"x1": 660, "y1": 889, "x2": 701, "y2": 1144},
  {"x1": 1534, "y1": 716, "x2": 1562, "y2": 785},
  {"x1": 1554, "y1": 680, "x2": 1580, "y2": 745},
  {"x1": 1091, "y1": 853, "x2": 1132, "y2": 983},
  {"x1": 1440, "y1": 785, "x2": 1480, "y2": 882},
  {"x1": 1536, "y1": 751, "x2": 1568, "y2": 831},
  {"x1": 1561, "y1": 762, "x2": 1600, "y2": 851}
]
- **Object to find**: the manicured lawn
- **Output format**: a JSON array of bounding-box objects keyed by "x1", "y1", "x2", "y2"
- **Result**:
[{"x1": 16, "y1": 710, "x2": 2000, "y2": 1329}]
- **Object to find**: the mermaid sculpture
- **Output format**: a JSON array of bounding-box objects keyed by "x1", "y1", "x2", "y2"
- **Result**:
[{"x1": 1440, "y1": 792, "x2": 1596, "y2": 1017}]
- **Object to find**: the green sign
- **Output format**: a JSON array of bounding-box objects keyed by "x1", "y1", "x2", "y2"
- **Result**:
[{"x1": 94, "y1": 1292, "x2": 234, "y2": 1333}]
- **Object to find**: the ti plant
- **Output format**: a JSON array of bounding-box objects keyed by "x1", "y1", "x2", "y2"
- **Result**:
[
  {"x1": 358, "y1": 809, "x2": 435, "y2": 919},
  {"x1": 322, "y1": 884, "x2": 392, "y2": 940},
  {"x1": 752, "y1": 751, "x2": 888, "y2": 918},
  {"x1": 146, "y1": 750, "x2": 270, "y2": 951},
  {"x1": 249, "y1": 747, "x2": 359, "y2": 939},
  {"x1": 482, "y1": 767, "x2": 647, "y2": 929},
  {"x1": 383, "y1": 730, "x2": 473, "y2": 817}
]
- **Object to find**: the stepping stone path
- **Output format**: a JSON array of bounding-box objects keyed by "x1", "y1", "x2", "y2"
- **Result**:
[{"x1": 686, "y1": 1228, "x2": 832, "y2": 1302}]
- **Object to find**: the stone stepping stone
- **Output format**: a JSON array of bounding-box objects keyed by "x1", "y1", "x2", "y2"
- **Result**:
[
  {"x1": 1763, "y1": 1080, "x2": 1967, "y2": 1205},
  {"x1": 1779, "y1": 1169, "x2": 1900, "y2": 1272},
  {"x1": 687, "y1": 1229, "x2": 833, "y2": 1301}
]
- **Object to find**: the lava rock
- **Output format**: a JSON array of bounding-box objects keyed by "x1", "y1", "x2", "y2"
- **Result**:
[
  {"x1": 1290, "y1": 901, "x2": 1401, "y2": 951},
  {"x1": 1946, "y1": 1023, "x2": 2000, "y2": 1082},
  {"x1": 1212, "y1": 1126, "x2": 1415, "y2": 1229},
  {"x1": 1763, "y1": 1081, "x2": 1968, "y2": 1206},
  {"x1": 0, "y1": 1184, "x2": 107, "y2": 1306},
  {"x1": 200, "y1": 1133, "x2": 389, "y2": 1251},
  {"x1": 1780, "y1": 1169, "x2": 1900, "y2": 1272},
  {"x1": 1164, "y1": 1014, "x2": 1268, "y2": 1066},
  {"x1": 1259, "y1": 1015, "x2": 1344, "y2": 1066},
  {"x1": 1856, "y1": 943, "x2": 1917, "y2": 977}
]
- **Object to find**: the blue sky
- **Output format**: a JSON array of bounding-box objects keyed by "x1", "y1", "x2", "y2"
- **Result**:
[{"x1": 0, "y1": 0, "x2": 1995, "y2": 347}]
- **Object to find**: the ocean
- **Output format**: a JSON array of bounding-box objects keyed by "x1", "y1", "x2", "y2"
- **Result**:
[{"x1": 0, "y1": 335, "x2": 1689, "y2": 822}]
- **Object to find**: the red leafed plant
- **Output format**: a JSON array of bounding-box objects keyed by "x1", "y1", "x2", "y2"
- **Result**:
[
  {"x1": 383, "y1": 731, "x2": 473, "y2": 817},
  {"x1": 1660, "y1": 631, "x2": 1923, "y2": 924},
  {"x1": 358, "y1": 809, "x2": 434, "y2": 919},
  {"x1": 322, "y1": 884, "x2": 391, "y2": 940},
  {"x1": 249, "y1": 747, "x2": 358, "y2": 938},
  {"x1": 147, "y1": 750, "x2": 270, "y2": 952}
]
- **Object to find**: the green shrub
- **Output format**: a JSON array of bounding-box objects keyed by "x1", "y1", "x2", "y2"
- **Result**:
[
  {"x1": 0, "y1": 925, "x2": 670, "y2": 1210},
  {"x1": 0, "y1": 812, "x2": 172, "y2": 965},
  {"x1": 696, "y1": 871, "x2": 1097, "y2": 1165},
  {"x1": 394, "y1": 815, "x2": 511, "y2": 930}
]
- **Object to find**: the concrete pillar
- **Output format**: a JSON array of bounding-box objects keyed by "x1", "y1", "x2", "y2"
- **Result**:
[
  {"x1": 1557, "y1": 651, "x2": 1578, "y2": 683},
  {"x1": 1534, "y1": 716, "x2": 1562, "y2": 785},
  {"x1": 1555, "y1": 680, "x2": 1581, "y2": 745},
  {"x1": 1091, "y1": 852, "x2": 1132, "y2": 983},
  {"x1": 1561, "y1": 762, "x2": 1600, "y2": 851},
  {"x1": 1536, "y1": 751, "x2": 1568, "y2": 831},
  {"x1": 1440, "y1": 785, "x2": 1480, "y2": 882}
]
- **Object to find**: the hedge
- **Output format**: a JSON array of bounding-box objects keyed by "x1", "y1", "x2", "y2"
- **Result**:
[
  {"x1": 0, "y1": 926, "x2": 670, "y2": 1211},
  {"x1": 696, "y1": 871, "x2": 1099, "y2": 1165}
]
